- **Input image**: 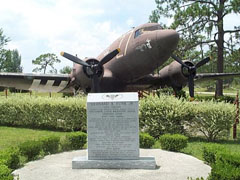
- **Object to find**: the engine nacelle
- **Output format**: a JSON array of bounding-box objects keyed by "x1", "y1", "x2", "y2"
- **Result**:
[
  {"x1": 70, "y1": 58, "x2": 104, "y2": 93},
  {"x1": 158, "y1": 60, "x2": 194, "y2": 88}
]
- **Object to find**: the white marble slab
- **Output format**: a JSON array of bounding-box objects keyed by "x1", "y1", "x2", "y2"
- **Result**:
[
  {"x1": 73, "y1": 92, "x2": 156, "y2": 169},
  {"x1": 72, "y1": 156, "x2": 156, "y2": 169},
  {"x1": 87, "y1": 93, "x2": 139, "y2": 160}
]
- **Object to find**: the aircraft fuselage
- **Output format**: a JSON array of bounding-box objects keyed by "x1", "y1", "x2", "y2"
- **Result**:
[{"x1": 72, "y1": 23, "x2": 179, "y2": 92}]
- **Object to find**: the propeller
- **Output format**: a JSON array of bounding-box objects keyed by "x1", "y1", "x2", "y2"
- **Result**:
[
  {"x1": 60, "y1": 48, "x2": 120, "y2": 93},
  {"x1": 171, "y1": 55, "x2": 210, "y2": 100}
]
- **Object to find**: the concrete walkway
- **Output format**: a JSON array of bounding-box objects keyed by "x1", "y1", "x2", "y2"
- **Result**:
[{"x1": 13, "y1": 149, "x2": 211, "y2": 180}]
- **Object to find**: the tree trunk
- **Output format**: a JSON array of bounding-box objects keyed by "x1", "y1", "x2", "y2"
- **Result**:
[
  {"x1": 215, "y1": 1, "x2": 224, "y2": 97},
  {"x1": 43, "y1": 61, "x2": 48, "y2": 74}
]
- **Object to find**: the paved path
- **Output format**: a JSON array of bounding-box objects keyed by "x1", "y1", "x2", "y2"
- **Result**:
[
  {"x1": 195, "y1": 91, "x2": 237, "y2": 96},
  {"x1": 13, "y1": 149, "x2": 211, "y2": 180}
]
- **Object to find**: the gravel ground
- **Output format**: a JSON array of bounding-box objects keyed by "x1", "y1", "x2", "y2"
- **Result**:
[{"x1": 13, "y1": 149, "x2": 211, "y2": 180}]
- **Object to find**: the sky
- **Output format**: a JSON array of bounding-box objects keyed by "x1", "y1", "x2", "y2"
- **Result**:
[
  {"x1": 0, "y1": 0, "x2": 157, "y2": 73},
  {"x1": 0, "y1": 0, "x2": 239, "y2": 73}
]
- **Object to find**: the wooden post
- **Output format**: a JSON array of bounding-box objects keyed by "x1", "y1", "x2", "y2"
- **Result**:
[
  {"x1": 233, "y1": 92, "x2": 239, "y2": 139},
  {"x1": 4, "y1": 89, "x2": 8, "y2": 98}
]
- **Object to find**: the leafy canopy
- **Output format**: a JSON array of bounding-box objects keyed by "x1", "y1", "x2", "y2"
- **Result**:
[
  {"x1": 150, "y1": 0, "x2": 240, "y2": 96},
  {"x1": 60, "y1": 66, "x2": 72, "y2": 74},
  {"x1": 32, "y1": 53, "x2": 60, "y2": 74}
]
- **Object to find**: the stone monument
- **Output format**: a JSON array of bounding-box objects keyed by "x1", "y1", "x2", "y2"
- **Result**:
[{"x1": 72, "y1": 92, "x2": 156, "y2": 169}]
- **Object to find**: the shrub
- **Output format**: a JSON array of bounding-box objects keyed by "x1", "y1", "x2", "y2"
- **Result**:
[
  {"x1": 202, "y1": 144, "x2": 226, "y2": 165},
  {"x1": 0, "y1": 148, "x2": 20, "y2": 170},
  {"x1": 139, "y1": 95, "x2": 235, "y2": 141},
  {"x1": 203, "y1": 146, "x2": 240, "y2": 179},
  {"x1": 195, "y1": 95, "x2": 235, "y2": 103},
  {"x1": 139, "y1": 133, "x2": 155, "y2": 148},
  {"x1": 208, "y1": 161, "x2": 240, "y2": 180},
  {"x1": 40, "y1": 136, "x2": 60, "y2": 154},
  {"x1": 190, "y1": 101, "x2": 234, "y2": 141},
  {"x1": 66, "y1": 132, "x2": 87, "y2": 150},
  {"x1": 217, "y1": 152, "x2": 240, "y2": 168},
  {"x1": 59, "y1": 137, "x2": 72, "y2": 152},
  {"x1": 0, "y1": 164, "x2": 13, "y2": 180},
  {"x1": 159, "y1": 134, "x2": 188, "y2": 152},
  {"x1": 0, "y1": 96, "x2": 87, "y2": 131},
  {"x1": 19, "y1": 140, "x2": 42, "y2": 161},
  {"x1": 139, "y1": 95, "x2": 194, "y2": 138}
]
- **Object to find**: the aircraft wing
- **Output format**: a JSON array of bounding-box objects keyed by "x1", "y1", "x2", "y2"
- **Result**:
[
  {"x1": 195, "y1": 73, "x2": 240, "y2": 82},
  {"x1": 125, "y1": 75, "x2": 166, "y2": 91},
  {"x1": 126, "y1": 72, "x2": 240, "y2": 91},
  {"x1": 0, "y1": 72, "x2": 72, "y2": 92}
]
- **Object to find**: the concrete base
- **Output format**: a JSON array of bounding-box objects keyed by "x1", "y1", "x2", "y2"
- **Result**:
[{"x1": 72, "y1": 156, "x2": 156, "y2": 169}]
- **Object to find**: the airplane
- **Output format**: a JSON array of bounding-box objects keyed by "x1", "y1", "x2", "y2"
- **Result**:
[{"x1": 0, "y1": 23, "x2": 240, "y2": 99}]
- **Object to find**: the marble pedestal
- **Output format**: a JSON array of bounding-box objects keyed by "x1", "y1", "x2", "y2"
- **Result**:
[
  {"x1": 72, "y1": 93, "x2": 156, "y2": 169},
  {"x1": 72, "y1": 156, "x2": 156, "y2": 169}
]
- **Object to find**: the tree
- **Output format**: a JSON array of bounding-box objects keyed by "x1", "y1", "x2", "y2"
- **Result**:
[
  {"x1": 0, "y1": 28, "x2": 9, "y2": 51},
  {"x1": 60, "y1": 66, "x2": 72, "y2": 74},
  {"x1": 32, "y1": 53, "x2": 61, "y2": 74},
  {"x1": 0, "y1": 28, "x2": 10, "y2": 68},
  {"x1": 0, "y1": 29, "x2": 22, "y2": 73},
  {"x1": 1, "y1": 49, "x2": 23, "y2": 72},
  {"x1": 150, "y1": 0, "x2": 240, "y2": 96}
]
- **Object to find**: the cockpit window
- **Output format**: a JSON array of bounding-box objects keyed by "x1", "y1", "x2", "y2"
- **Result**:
[
  {"x1": 134, "y1": 28, "x2": 144, "y2": 38},
  {"x1": 134, "y1": 25, "x2": 162, "y2": 38},
  {"x1": 144, "y1": 25, "x2": 162, "y2": 31}
]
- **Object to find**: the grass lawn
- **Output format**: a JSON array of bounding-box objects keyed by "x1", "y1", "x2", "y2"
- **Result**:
[
  {"x1": 153, "y1": 135, "x2": 240, "y2": 161},
  {"x1": 182, "y1": 138, "x2": 240, "y2": 160},
  {"x1": 0, "y1": 126, "x2": 69, "y2": 150},
  {"x1": 2, "y1": 127, "x2": 238, "y2": 160},
  {"x1": 1, "y1": 125, "x2": 240, "y2": 163}
]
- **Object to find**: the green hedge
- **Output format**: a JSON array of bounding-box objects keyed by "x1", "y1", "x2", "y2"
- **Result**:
[
  {"x1": 0, "y1": 95, "x2": 235, "y2": 141},
  {"x1": 218, "y1": 152, "x2": 240, "y2": 168},
  {"x1": 202, "y1": 144, "x2": 226, "y2": 165},
  {"x1": 159, "y1": 134, "x2": 188, "y2": 152},
  {"x1": 0, "y1": 164, "x2": 13, "y2": 180},
  {"x1": 0, "y1": 148, "x2": 20, "y2": 170},
  {"x1": 139, "y1": 95, "x2": 194, "y2": 139},
  {"x1": 19, "y1": 140, "x2": 42, "y2": 161},
  {"x1": 40, "y1": 136, "x2": 60, "y2": 154},
  {"x1": 66, "y1": 132, "x2": 87, "y2": 150},
  {"x1": 190, "y1": 101, "x2": 234, "y2": 141},
  {"x1": 139, "y1": 132, "x2": 155, "y2": 148},
  {"x1": 140, "y1": 95, "x2": 235, "y2": 140},
  {"x1": 0, "y1": 96, "x2": 86, "y2": 131},
  {"x1": 202, "y1": 144, "x2": 240, "y2": 180},
  {"x1": 195, "y1": 95, "x2": 236, "y2": 103},
  {"x1": 209, "y1": 160, "x2": 240, "y2": 180}
]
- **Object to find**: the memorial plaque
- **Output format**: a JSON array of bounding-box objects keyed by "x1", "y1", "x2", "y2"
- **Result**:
[
  {"x1": 72, "y1": 92, "x2": 156, "y2": 169},
  {"x1": 87, "y1": 93, "x2": 139, "y2": 160}
]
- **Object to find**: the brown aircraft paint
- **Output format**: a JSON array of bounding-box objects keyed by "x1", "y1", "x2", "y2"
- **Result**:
[
  {"x1": 72, "y1": 23, "x2": 179, "y2": 92},
  {"x1": 1, "y1": 23, "x2": 240, "y2": 93}
]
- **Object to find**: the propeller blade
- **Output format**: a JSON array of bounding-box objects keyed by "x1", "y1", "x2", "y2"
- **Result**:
[
  {"x1": 188, "y1": 74, "x2": 195, "y2": 98},
  {"x1": 91, "y1": 74, "x2": 100, "y2": 93},
  {"x1": 99, "y1": 48, "x2": 120, "y2": 66},
  {"x1": 195, "y1": 57, "x2": 210, "y2": 69},
  {"x1": 60, "y1": 52, "x2": 90, "y2": 67},
  {"x1": 171, "y1": 54, "x2": 189, "y2": 68}
]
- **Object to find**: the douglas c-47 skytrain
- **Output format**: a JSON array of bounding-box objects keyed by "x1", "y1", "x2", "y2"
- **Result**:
[{"x1": 0, "y1": 23, "x2": 240, "y2": 98}]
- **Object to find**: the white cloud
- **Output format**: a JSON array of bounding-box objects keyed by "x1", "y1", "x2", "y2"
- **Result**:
[
  {"x1": 0, "y1": 0, "x2": 156, "y2": 72},
  {"x1": 126, "y1": 18, "x2": 134, "y2": 27}
]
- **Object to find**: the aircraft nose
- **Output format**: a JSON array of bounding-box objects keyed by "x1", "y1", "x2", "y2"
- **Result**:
[{"x1": 156, "y1": 29, "x2": 179, "y2": 52}]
